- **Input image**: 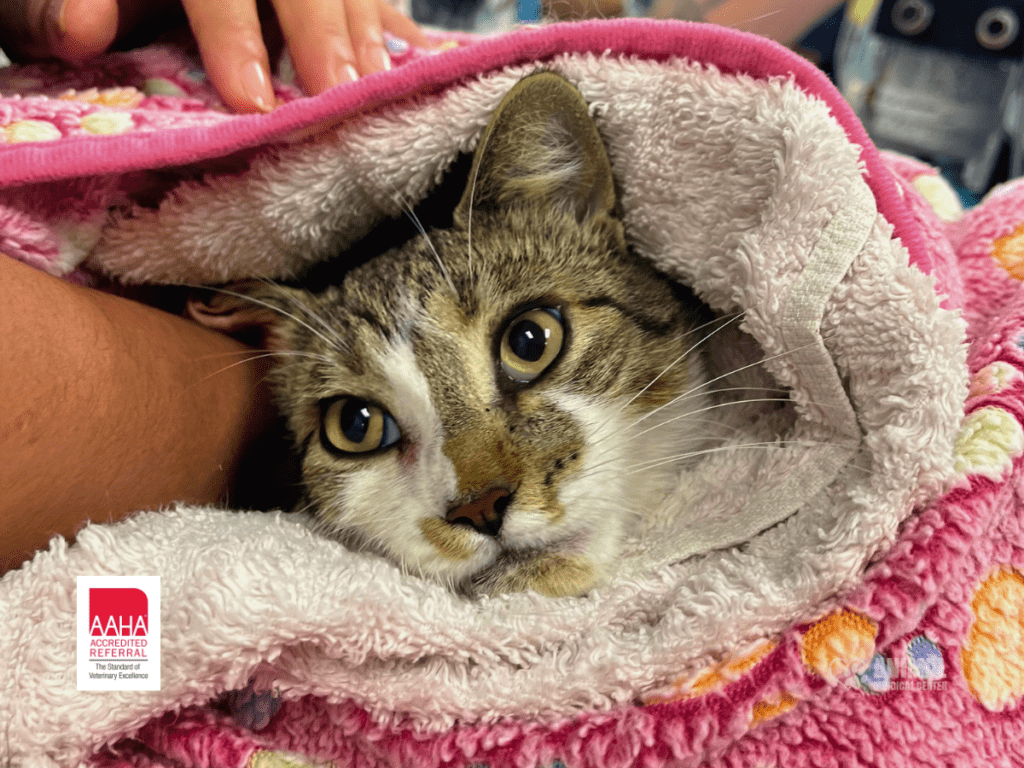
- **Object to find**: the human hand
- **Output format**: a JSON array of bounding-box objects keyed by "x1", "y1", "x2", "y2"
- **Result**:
[{"x1": 0, "y1": 0, "x2": 429, "y2": 113}]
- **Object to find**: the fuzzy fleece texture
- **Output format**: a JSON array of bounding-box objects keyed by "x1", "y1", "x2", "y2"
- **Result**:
[{"x1": 2, "y1": 18, "x2": 1022, "y2": 768}]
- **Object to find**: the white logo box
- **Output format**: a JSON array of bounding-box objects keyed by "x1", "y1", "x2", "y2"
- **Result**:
[{"x1": 77, "y1": 575, "x2": 161, "y2": 691}]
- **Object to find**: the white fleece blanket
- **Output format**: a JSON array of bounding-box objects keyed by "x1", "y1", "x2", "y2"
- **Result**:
[{"x1": 1, "y1": 50, "x2": 967, "y2": 764}]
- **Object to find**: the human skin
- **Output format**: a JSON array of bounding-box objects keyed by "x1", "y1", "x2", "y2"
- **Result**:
[
  {"x1": 651, "y1": 0, "x2": 845, "y2": 47},
  {"x1": 0, "y1": 0, "x2": 428, "y2": 573},
  {"x1": 704, "y1": 0, "x2": 845, "y2": 47},
  {"x1": 0, "y1": 256, "x2": 274, "y2": 574},
  {"x1": 0, "y1": 0, "x2": 429, "y2": 113}
]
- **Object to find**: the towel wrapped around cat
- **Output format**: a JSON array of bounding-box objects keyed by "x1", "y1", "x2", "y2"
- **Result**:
[{"x1": 4, "y1": 17, "x2": 1023, "y2": 768}]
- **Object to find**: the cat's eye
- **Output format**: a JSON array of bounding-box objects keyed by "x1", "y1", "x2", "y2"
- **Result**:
[
  {"x1": 499, "y1": 307, "x2": 565, "y2": 383},
  {"x1": 321, "y1": 397, "x2": 401, "y2": 454}
]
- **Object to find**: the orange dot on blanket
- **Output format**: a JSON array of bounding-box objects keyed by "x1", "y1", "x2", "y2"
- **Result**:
[
  {"x1": 59, "y1": 86, "x2": 144, "y2": 108},
  {"x1": 641, "y1": 638, "x2": 777, "y2": 705},
  {"x1": 750, "y1": 691, "x2": 799, "y2": 726},
  {"x1": 962, "y1": 566, "x2": 1024, "y2": 711},
  {"x1": 991, "y1": 222, "x2": 1024, "y2": 280},
  {"x1": 800, "y1": 610, "x2": 877, "y2": 684}
]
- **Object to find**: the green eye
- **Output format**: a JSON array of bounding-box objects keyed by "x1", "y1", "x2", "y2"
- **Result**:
[
  {"x1": 321, "y1": 397, "x2": 401, "y2": 454},
  {"x1": 499, "y1": 307, "x2": 565, "y2": 383}
]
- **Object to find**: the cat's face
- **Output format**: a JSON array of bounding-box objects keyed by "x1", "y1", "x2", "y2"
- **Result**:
[{"x1": 193, "y1": 73, "x2": 709, "y2": 596}]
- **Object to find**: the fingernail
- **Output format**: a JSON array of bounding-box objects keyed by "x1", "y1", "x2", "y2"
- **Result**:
[
  {"x1": 355, "y1": 29, "x2": 390, "y2": 73},
  {"x1": 385, "y1": 36, "x2": 409, "y2": 55},
  {"x1": 328, "y1": 37, "x2": 360, "y2": 86},
  {"x1": 240, "y1": 60, "x2": 274, "y2": 112},
  {"x1": 363, "y1": 44, "x2": 392, "y2": 73}
]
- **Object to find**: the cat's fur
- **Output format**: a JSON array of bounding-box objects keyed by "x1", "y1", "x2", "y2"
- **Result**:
[{"x1": 190, "y1": 72, "x2": 711, "y2": 597}]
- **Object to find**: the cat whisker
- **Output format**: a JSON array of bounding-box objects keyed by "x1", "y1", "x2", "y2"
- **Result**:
[
  {"x1": 188, "y1": 351, "x2": 330, "y2": 389},
  {"x1": 387, "y1": 188, "x2": 458, "y2": 297},
  {"x1": 624, "y1": 413, "x2": 753, "y2": 439},
  {"x1": 586, "y1": 422, "x2": 735, "y2": 460},
  {"x1": 194, "y1": 349, "x2": 336, "y2": 367},
  {"x1": 727, "y1": 9, "x2": 784, "y2": 27},
  {"x1": 625, "y1": 338, "x2": 824, "y2": 432},
  {"x1": 589, "y1": 308, "x2": 758, "y2": 438},
  {"x1": 290, "y1": 498, "x2": 316, "y2": 516},
  {"x1": 609, "y1": 383, "x2": 792, "y2": 423},
  {"x1": 631, "y1": 396, "x2": 796, "y2": 440},
  {"x1": 681, "y1": 309, "x2": 747, "y2": 339},
  {"x1": 604, "y1": 311, "x2": 745, "y2": 426},
  {"x1": 571, "y1": 434, "x2": 723, "y2": 479},
  {"x1": 193, "y1": 282, "x2": 345, "y2": 353},
  {"x1": 254, "y1": 277, "x2": 350, "y2": 350},
  {"x1": 580, "y1": 384, "x2": 841, "y2": 477},
  {"x1": 562, "y1": 421, "x2": 723, "y2": 475},
  {"x1": 466, "y1": 174, "x2": 479, "y2": 285},
  {"x1": 465, "y1": 109, "x2": 502, "y2": 289},
  {"x1": 625, "y1": 439, "x2": 837, "y2": 475},
  {"x1": 664, "y1": 384, "x2": 792, "y2": 405}
]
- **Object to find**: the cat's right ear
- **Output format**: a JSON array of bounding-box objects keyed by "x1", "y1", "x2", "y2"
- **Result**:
[{"x1": 186, "y1": 281, "x2": 291, "y2": 348}]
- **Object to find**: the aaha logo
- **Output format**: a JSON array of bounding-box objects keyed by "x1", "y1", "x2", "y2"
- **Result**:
[
  {"x1": 77, "y1": 576, "x2": 160, "y2": 691},
  {"x1": 90, "y1": 588, "x2": 148, "y2": 638}
]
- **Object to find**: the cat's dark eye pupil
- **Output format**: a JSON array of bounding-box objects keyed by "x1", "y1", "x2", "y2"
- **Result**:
[
  {"x1": 509, "y1": 320, "x2": 546, "y2": 362},
  {"x1": 498, "y1": 306, "x2": 565, "y2": 385},
  {"x1": 341, "y1": 400, "x2": 373, "y2": 442}
]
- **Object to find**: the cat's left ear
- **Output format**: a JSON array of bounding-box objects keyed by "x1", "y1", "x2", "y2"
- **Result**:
[{"x1": 455, "y1": 71, "x2": 617, "y2": 225}]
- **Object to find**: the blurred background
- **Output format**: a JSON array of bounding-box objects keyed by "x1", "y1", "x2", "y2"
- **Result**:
[{"x1": 414, "y1": 0, "x2": 1024, "y2": 207}]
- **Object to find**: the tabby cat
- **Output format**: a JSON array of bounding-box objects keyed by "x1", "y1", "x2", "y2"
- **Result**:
[{"x1": 190, "y1": 72, "x2": 712, "y2": 597}]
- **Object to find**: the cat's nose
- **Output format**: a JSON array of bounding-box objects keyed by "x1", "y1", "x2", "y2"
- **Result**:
[{"x1": 445, "y1": 488, "x2": 512, "y2": 537}]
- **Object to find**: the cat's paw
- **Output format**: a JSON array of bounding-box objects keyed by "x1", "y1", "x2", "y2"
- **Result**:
[{"x1": 224, "y1": 681, "x2": 282, "y2": 731}]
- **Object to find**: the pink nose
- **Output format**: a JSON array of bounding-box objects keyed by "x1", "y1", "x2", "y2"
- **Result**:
[{"x1": 445, "y1": 488, "x2": 512, "y2": 537}]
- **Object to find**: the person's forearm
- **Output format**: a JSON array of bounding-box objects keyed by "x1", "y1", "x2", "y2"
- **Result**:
[
  {"x1": 1, "y1": 256, "x2": 272, "y2": 573},
  {"x1": 653, "y1": 0, "x2": 845, "y2": 48},
  {"x1": 706, "y1": 0, "x2": 844, "y2": 46}
]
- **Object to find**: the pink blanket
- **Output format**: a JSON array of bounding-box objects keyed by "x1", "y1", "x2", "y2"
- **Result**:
[{"x1": 3, "y1": 18, "x2": 1024, "y2": 768}]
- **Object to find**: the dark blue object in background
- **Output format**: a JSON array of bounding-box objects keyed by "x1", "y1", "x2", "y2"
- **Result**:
[
  {"x1": 833, "y1": 0, "x2": 1024, "y2": 202},
  {"x1": 875, "y1": 0, "x2": 1024, "y2": 59}
]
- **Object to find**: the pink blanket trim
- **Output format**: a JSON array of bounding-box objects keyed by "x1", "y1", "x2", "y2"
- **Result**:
[{"x1": 0, "y1": 19, "x2": 933, "y2": 286}]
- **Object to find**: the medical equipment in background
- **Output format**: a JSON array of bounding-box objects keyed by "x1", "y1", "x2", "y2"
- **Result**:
[{"x1": 835, "y1": 0, "x2": 1024, "y2": 193}]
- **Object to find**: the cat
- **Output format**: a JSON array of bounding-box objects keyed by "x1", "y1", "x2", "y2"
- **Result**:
[{"x1": 188, "y1": 71, "x2": 714, "y2": 597}]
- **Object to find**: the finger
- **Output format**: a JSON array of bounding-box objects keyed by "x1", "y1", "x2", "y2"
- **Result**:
[
  {"x1": 342, "y1": 0, "x2": 392, "y2": 76},
  {"x1": 181, "y1": 0, "x2": 276, "y2": 113},
  {"x1": 53, "y1": 0, "x2": 122, "y2": 60},
  {"x1": 272, "y1": 0, "x2": 365, "y2": 96},
  {"x1": 0, "y1": 0, "x2": 51, "y2": 60},
  {"x1": 378, "y1": 0, "x2": 429, "y2": 49}
]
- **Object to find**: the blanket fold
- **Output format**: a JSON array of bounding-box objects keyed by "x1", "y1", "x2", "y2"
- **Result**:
[{"x1": 2, "y1": 18, "x2": 1023, "y2": 768}]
